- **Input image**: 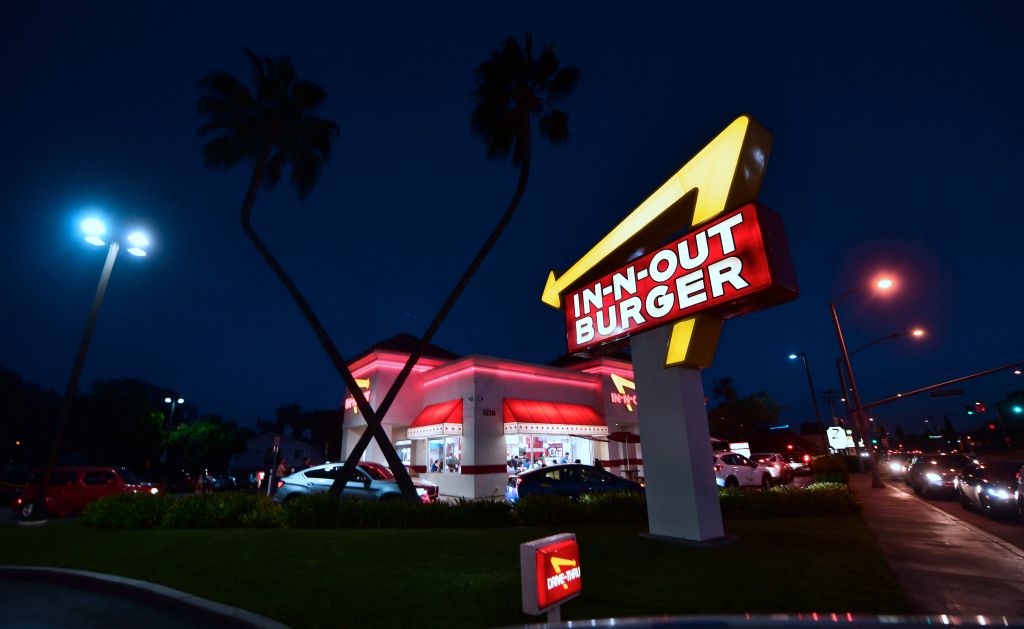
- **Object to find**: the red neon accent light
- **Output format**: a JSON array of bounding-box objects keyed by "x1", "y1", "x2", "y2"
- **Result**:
[
  {"x1": 423, "y1": 364, "x2": 600, "y2": 390},
  {"x1": 503, "y1": 399, "x2": 605, "y2": 427},
  {"x1": 410, "y1": 399, "x2": 463, "y2": 428}
]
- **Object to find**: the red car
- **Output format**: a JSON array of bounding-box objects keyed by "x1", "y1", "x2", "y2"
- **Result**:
[{"x1": 12, "y1": 466, "x2": 158, "y2": 519}]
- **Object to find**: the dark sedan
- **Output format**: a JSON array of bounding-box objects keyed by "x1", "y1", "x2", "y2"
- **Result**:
[
  {"x1": 506, "y1": 464, "x2": 642, "y2": 503},
  {"x1": 907, "y1": 454, "x2": 972, "y2": 497},
  {"x1": 957, "y1": 460, "x2": 1022, "y2": 518}
]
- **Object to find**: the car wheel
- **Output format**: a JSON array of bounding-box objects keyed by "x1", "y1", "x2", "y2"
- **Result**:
[
  {"x1": 958, "y1": 488, "x2": 971, "y2": 509},
  {"x1": 725, "y1": 476, "x2": 739, "y2": 488},
  {"x1": 761, "y1": 475, "x2": 771, "y2": 490},
  {"x1": 912, "y1": 481, "x2": 921, "y2": 495},
  {"x1": 981, "y1": 496, "x2": 993, "y2": 518}
]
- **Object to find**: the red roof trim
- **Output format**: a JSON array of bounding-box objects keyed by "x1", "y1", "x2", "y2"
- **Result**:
[
  {"x1": 410, "y1": 399, "x2": 463, "y2": 428},
  {"x1": 502, "y1": 399, "x2": 606, "y2": 427}
]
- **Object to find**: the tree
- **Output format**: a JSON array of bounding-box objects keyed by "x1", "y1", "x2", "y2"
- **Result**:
[
  {"x1": 167, "y1": 415, "x2": 250, "y2": 472},
  {"x1": 707, "y1": 378, "x2": 782, "y2": 441},
  {"x1": 197, "y1": 49, "x2": 421, "y2": 501},
  {"x1": 326, "y1": 35, "x2": 580, "y2": 498}
]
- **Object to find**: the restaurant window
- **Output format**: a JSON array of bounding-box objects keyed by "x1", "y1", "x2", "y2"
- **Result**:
[
  {"x1": 504, "y1": 435, "x2": 593, "y2": 472},
  {"x1": 427, "y1": 437, "x2": 462, "y2": 473},
  {"x1": 396, "y1": 440, "x2": 412, "y2": 466}
]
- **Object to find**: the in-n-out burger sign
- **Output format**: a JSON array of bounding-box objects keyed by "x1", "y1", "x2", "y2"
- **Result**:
[
  {"x1": 520, "y1": 533, "x2": 581, "y2": 616},
  {"x1": 565, "y1": 202, "x2": 794, "y2": 352},
  {"x1": 543, "y1": 115, "x2": 797, "y2": 367}
]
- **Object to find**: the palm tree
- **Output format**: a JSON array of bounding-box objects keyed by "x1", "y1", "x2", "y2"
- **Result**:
[
  {"x1": 198, "y1": 49, "x2": 421, "y2": 502},
  {"x1": 327, "y1": 35, "x2": 581, "y2": 495}
]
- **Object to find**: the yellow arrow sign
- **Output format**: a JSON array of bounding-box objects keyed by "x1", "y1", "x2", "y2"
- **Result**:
[
  {"x1": 541, "y1": 115, "x2": 772, "y2": 309},
  {"x1": 550, "y1": 556, "x2": 577, "y2": 589}
]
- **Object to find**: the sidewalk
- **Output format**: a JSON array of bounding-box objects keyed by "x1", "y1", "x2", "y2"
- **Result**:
[{"x1": 851, "y1": 473, "x2": 1024, "y2": 616}]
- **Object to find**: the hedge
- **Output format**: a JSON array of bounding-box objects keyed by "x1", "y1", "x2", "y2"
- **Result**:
[
  {"x1": 811, "y1": 455, "x2": 851, "y2": 484},
  {"x1": 80, "y1": 483, "x2": 860, "y2": 529}
]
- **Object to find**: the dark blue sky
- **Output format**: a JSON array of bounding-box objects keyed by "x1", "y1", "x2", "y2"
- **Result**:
[{"x1": 2, "y1": 2, "x2": 1022, "y2": 431}]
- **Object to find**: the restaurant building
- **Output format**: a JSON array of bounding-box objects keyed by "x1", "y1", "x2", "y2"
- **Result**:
[{"x1": 341, "y1": 335, "x2": 642, "y2": 500}]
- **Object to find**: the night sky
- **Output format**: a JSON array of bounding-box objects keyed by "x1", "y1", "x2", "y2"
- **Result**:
[{"x1": 2, "y1": 2, "x2": 1022, "y2": 432}]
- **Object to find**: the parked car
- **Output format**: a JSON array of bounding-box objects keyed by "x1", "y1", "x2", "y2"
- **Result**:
[
  {"x1": 273, "y1": 461, "x2": 438, "y2": 504},
  {"x1": 750, "y1": 453, "x2": 794, "y2": 485},
  {"x1": 506, "y1": 463, "x2": 642, "y2": 503},
  {"x1": 956, "y1": 460, "x2": 1022, "y2": 518},
  {"x1": 715, "y1": 452, "x2": 772, "y2": 489},
  {"x1": 11, "y1": 466, "x2": 158, "y2": 519},
  {"x1": 885, "y1": 454, "x2": 912, "y2": 481},
  {"x1": 906, "y1": 454, "x2": 972, "y2": 497}
]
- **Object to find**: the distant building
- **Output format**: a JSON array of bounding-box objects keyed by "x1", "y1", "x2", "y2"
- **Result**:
[{"x1": 228, "y1": 432, "x2": 323, "y2": 476}]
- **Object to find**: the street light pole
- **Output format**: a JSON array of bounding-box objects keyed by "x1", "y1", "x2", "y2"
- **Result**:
[
  {"x1": 161, "y1": 397, "x2": 184, "y2": 464},
  {"x1": 34, "y1": 242, "x2": 120, "y2": 518},
  {"x1": 789, "y1": 353, "x2": 827, "y2": 451},
  {"x1": 830, "y1": 301, "x2": 883, "y2": 488}
]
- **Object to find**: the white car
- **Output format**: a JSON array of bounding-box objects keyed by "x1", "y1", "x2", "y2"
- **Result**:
[
  {"x1": 750, "y1": 452, "x2": 794, "y2": 485},
  {"x1": 714, "y1": 452, "x2": 772, "y2": 489}
]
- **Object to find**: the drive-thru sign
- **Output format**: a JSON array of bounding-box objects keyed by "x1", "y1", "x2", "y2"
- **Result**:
[
  {"x1": 541, "y1": 115, "x2": 798, "y2": 543},
  {"x1": 520, "y1": 533, "x2": 581, "y2": 621}
]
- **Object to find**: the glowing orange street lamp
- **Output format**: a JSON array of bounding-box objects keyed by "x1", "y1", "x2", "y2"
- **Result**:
[{"x1": 829, "y1": 274, "x2": 900, "y2": 489}]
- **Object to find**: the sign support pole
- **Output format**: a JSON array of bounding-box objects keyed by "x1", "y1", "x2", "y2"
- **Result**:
[{"x1": 630, "y1": 325, "x2": 725, "y2": 543}]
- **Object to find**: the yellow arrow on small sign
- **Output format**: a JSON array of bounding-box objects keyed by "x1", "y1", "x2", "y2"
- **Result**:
[{"x1": 542, "y1": 115, "x2": 773, "y2": 367}]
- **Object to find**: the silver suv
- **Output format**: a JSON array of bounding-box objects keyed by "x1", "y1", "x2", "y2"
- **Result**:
[{"x1": 273, "y1": 461, "x2": 438, "y2": 504}]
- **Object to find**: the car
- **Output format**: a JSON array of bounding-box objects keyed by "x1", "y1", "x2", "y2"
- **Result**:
[
  {"x1": 715, "y1": 452, "x2": 772, "y2": 489},
  {"x1": 957, "y1": 460, "x2": 1022, "y2": 518},
  {"x1": 750, "y1": 453, "x2": 794, "y2": 485},
  {"x1": 11, "y1": 466, "x2": 158, "y2": 519},
  {"x1": 505, "y1": 463, "x2": 642, "y2": 503},
  {"x1": 906, "y1": 454, "x2": 971, "y2": 497},
  {"x1": 783, "y1": 449, "x2": 813, "y2": 475},
  {"x1": 136, "y1": 468, "x2": 195, "y2": 494},
  {"x1": 884, "y1": 454, "x2": 911, "y2": 480},
  {"x1": 273, "y1": 461, "x2": 438, "y2": 504}
]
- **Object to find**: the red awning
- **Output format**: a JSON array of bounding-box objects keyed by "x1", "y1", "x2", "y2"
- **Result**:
[
  {"x1": 503, "y1": 399, "x2": 608, "y2": 436},
  {"x1": 408, "y1": 399, "x2": 463, "y2": 438}
]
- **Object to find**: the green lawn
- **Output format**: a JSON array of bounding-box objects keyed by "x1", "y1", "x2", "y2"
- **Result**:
[{"x1": 0, "y1": 518, "x2": 910, "y2": 627}]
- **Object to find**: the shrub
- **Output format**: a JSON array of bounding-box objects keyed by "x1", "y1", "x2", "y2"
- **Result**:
[
  {"x1": 513, "y1": 494, "x2": 584, "y2": 527},
  {"x1": 161, "y1": 493, "x2": 283, "y2": 528},
  {"x1": 718, "y1": 482, "x2": 861, "y2": 520},
  {"x1": 512, "y1": 491, "x2": 647, "y2": 526},
  {"x1": 283, "y1": 493, "x2": 515, "y2": 529},
  {"x1": 81, "y1": 493, "x2": 172, "y2": 529},
  {"x1": 812, "y1": 455, "x2": 851, "y2": 484}
]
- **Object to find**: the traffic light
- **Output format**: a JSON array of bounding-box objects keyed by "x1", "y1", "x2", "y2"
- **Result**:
[
  {"x1": 965, "y1": 404, "x2": 975, "y2": 415},
  {"x1": 786, "y1": 444, "x2": 794, "y2": 450},
  {"x1": 987, "y1": 423, "x2": 997, "y2": 431},
  {"x1": 966, "y1": 402, "x2": 987, "y2": 415}
]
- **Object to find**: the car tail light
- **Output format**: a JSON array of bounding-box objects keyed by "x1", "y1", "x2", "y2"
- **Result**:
[
  {"x1": 713, "y1": 464, "x2": 723, "y2": 472},
  {"x1": 803, "y1": 454, "x2": 811, "y2": 463},
  {"x1": 276, "y1": 480, "x2": 284, "y2": 489}
]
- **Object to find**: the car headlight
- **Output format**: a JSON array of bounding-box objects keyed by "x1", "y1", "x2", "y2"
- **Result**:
[
  {"x1": 415, "y1": 488, "x2": 427, "y2": 496},
  {"x1": 925, "y1": 472, "x2": 942, "y2": 483},
  {"x1": 987, "y1": 487, "x2": 1011, "y2": 500},
  {"x1": 149, "y1": 487, "x2": 159, "y2": 495},
  {"x1": 889, "y1": 463, "x2": 903, "y2": 472}
]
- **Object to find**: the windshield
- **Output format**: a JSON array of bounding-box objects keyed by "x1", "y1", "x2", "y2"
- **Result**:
[{"x1": 118, "y1": 468, "x2": 140, "y2": 484}]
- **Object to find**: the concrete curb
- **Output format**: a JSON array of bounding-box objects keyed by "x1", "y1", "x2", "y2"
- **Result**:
[{"x1": 0, "y1": 566, "x2": 289, "y2": 629}]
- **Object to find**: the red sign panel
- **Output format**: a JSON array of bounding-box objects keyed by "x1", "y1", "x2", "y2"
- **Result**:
[
  {"x1": 535, "y1": 538, "x2": 581, "y2": 609},
  {"x1": 564, "y1": 202, "x2": 797, "y2": 352},
  {"x1": 520, "y1": 533, "x2": 581, "y2": 614}
]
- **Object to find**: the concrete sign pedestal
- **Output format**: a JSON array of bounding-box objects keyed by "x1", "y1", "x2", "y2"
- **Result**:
[{"x1": 631, "y1": 325, "x2": 725, "y2": 543}]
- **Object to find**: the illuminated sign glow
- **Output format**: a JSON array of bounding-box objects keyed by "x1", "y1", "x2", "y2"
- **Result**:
[
  {"x1": 565, "y1": 203, "x2": 796, "y2": 353},
  {"x1": 344, "y1": 378, "x2": 372, "y2": 413},
  {"x1": 520, "y1": 534, "x2": 582, "y2": 615},
  {"x1": 609, "y1": 373, "x2": 637, "y2": 411}
]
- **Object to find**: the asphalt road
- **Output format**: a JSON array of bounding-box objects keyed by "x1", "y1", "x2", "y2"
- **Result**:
[{"x1": 885, "y1": 476, "x2": 1024, "y2": 552}]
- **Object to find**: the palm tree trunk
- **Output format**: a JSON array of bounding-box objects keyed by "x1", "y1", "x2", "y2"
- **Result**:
[
  {"x1": 240, "y1": 144, "x2": 420, "y2": 503},
  {"x1": 329, "y1": 127, "x2": 532, "y2": 495}
]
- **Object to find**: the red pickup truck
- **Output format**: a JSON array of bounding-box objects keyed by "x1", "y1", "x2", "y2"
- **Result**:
[{"x1": 13, "y1": 466, "x2": 157, "y2": 519}]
